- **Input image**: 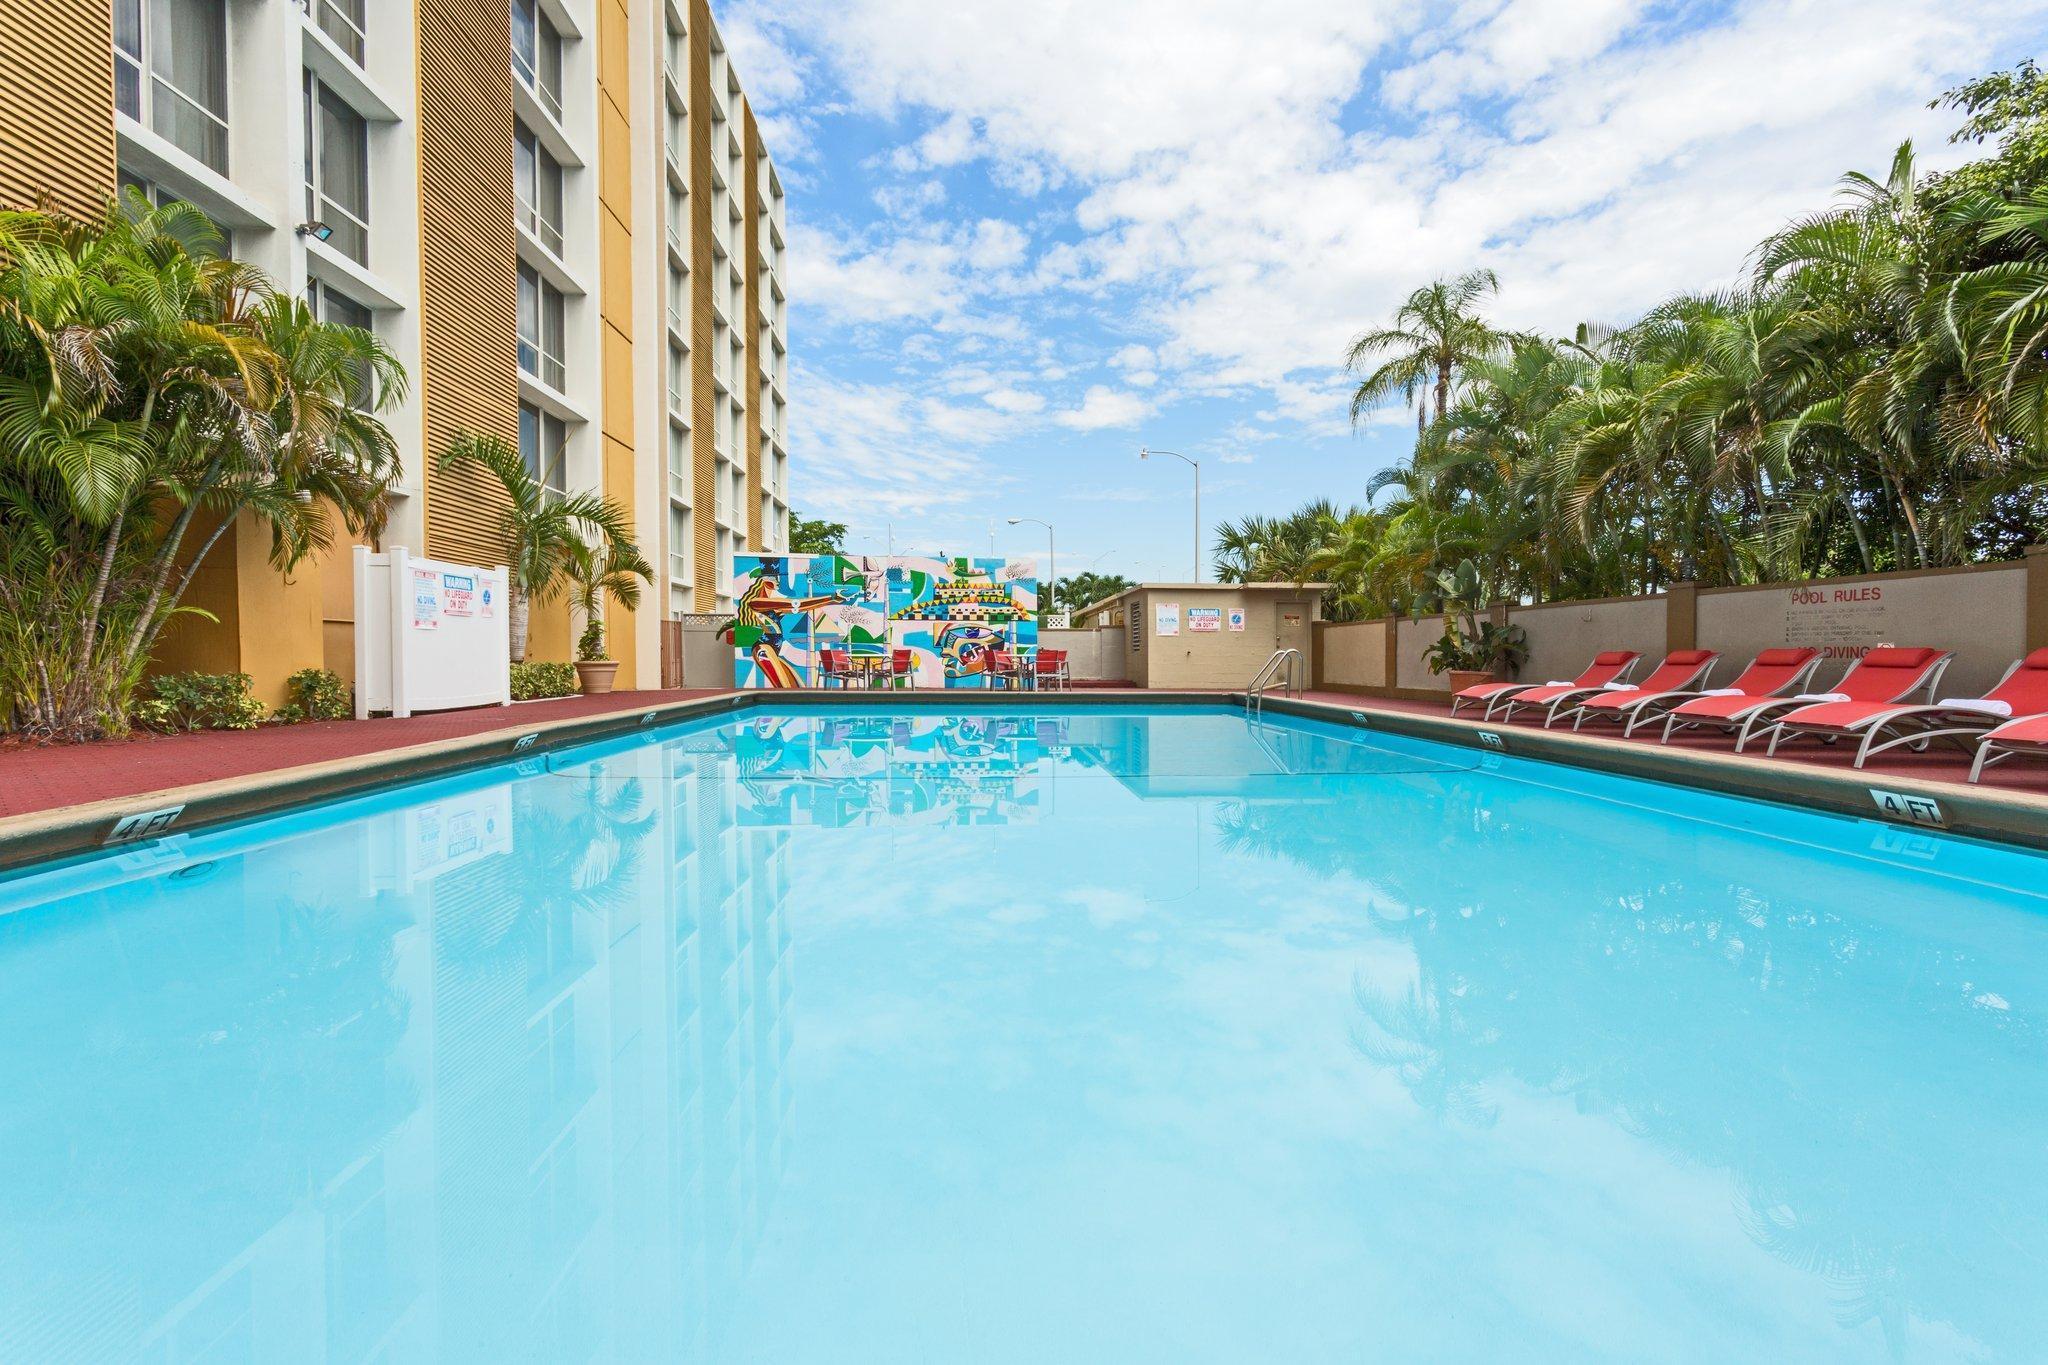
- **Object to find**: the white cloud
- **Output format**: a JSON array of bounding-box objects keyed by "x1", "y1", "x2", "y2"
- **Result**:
[
  {"x1": 1055, "y1": 385, "x2": 1156, "y2": 431},
  {"x1": 785, "y1": 363, "x2": 1019, "y2": 521},
  {"x1": 982, "y1": 386, "x2": 1046, "y2": 414},
  {"x1": 737, "y1": 0, "x2": 2046, "y2": 518}
]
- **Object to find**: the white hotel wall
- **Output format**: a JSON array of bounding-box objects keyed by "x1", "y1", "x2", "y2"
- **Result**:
[{"x1": 115, "y1": 0, "x2": 428, "y2": 543}]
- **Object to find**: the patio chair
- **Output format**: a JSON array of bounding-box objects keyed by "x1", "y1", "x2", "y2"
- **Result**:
[
  {"x1": 1452, "y1": 650, "x2": 1638, "y2": 719},
  {"x1": 1033, "y1": 649, "x2": 1069, "y2": 691},
  {"x1": 1489, "y1": 651, "x2": 1645, "y2": 725},
  {"x1": 1763, "y1": 647, "x2": 2048, "y2": 767},
  {"x1": 817, "y1": 648, "x2": 861, "y2": 689},
  {"x1": 986, "y1": 649, "x2": 1018, "y2": 690},
  {"x1": 1657, "y1": 647, "x2": 1825, "y2": 744},
  {"x1": 1706, "y1": 646, "x2": 1951, "y2": 752},
  {"x1": 1970, "y1": 712, "x2": 2048, "y2": 782},
  {"x1": 1564, "y1": 650, "x2": 1721, "y2": 732},
  {"x1": 889, "y1": 647, "x2": 915, "y2": 689}
]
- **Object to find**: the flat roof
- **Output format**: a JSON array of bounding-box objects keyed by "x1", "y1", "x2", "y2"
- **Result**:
[{"x1": 1072, "y1": 582, "x2": 1329, "y2": 617}]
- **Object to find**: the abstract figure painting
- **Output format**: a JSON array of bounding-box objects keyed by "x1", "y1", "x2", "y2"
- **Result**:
[{"x1": 730, "y1": 555, "x2": 1038, "y2": 689}]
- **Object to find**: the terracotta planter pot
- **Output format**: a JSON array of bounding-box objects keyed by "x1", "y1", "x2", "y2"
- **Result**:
[
  {"x1": 576, "y1": 660, "x2": 620, "y2": 695},
  {"x1": 1446, "y1": 668, "x2": 1493, "y2": 696}
]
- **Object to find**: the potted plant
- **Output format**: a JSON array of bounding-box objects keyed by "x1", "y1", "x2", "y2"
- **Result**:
[
  {"x1": 1414, "y1": 559, "x2": 1527, "y2": 694},
  {"x1": 1424, "y1": 620, "x2": 1529, "y2": 694},
  {"x1": 565, "y1": 537, "x2": 653, "y2": 695},
  {"x1": 434, "y1": 432, "x2": 647, "y2": 667}
]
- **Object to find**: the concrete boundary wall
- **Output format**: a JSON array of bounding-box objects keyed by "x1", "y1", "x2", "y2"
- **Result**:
[
  {"x1": 1318, "y1": 548, "x2": 2048, "y2": 699},
  {"x1": 1039, "y1": 627, "x2": 1125, "y2": 681}
]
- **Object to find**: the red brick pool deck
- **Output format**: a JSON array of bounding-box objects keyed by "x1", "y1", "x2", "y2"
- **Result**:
[
  {"x1": 0, "y1": 691, "x2": 723, "y2": 820},
  {"x1": 0, "y1": 685, "x2": 2042, "y2": 824},
  {"x1": 1293, "y1": 690, "x2": 2048, "y2": 798}
]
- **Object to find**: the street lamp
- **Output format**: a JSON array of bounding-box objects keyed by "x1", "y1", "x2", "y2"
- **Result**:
[
  {"x1": 1007, "y1": 516, "x2": 1055, "y2": 616},
  {"x1": 1139, "y1": 446, "x2": 1201, "y2": 581}
]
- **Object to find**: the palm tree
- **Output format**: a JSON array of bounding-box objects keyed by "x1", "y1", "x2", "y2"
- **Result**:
[
  {"x1": 564, "y1": 536, "x2": 652, "y2": 661},
  {"x1": 0, "y1": 191, "x2": 402, "y2": 737},
  {"x1": 433, "y1": 431, "x2": 645, "y2": 663},
  {"x1": 1346, "y1": 269, "x2": 1510, "y2": 431}
]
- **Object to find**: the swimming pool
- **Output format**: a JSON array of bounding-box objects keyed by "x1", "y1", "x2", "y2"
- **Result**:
[{"x1": 1, "y1": 704, "x2": 2042, "y2": 1360}]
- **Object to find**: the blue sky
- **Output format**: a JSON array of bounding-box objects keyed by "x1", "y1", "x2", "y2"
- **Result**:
[{"x1": 722, "y1": 0, "x2": 2048, "y2": 585}]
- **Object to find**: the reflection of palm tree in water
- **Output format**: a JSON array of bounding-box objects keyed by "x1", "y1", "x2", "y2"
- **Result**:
[{"x1": 1352, "y1": 972, "x2": 1501, "y2": 1129}]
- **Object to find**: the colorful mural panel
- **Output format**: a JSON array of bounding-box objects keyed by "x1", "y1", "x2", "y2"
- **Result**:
[{"x1": 730, "y1": 555, "x2": 1038, "y2": 688}]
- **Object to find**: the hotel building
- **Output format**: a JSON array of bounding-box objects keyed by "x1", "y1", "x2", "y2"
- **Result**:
[{"x1": 0, "y1": 0, "x2": 789, "y2": 699}]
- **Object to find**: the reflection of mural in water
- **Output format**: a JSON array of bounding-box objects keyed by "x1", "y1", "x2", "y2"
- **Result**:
[
  {"x1": 731, "y1": 554, "x2": 1037, "y2": 689},
  {"x1": 1211, "y1": 778, "x2": 2047, "y2": 1358},
  {"x1": 0, "y1": 743, "x2": 794, "y2": 1361},
  {"x1": 727, "y1": 713, "x2": 1062, "y2": 827}
]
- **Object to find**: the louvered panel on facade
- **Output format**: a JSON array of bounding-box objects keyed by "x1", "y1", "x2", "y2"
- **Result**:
[
  {"x1": 742, "y1": 108, "x2": 764, "y2": 550},
  {"x1": 688, "y1": 0, "x2": 718, "y2": 608},
  {"x1": 0, "y1": 0, "x2": 116, "y2": 216},
  {"x1": 417, "y1": 0, "x2": 521, "y2": 568}
]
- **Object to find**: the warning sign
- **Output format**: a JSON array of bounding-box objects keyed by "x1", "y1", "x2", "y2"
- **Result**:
[
  {"x1": 410, "y1": 567, "x2": 441, "y2": 630},
  {"x1": 442, "y1": 571, "x2": 477, "y2": 617}
]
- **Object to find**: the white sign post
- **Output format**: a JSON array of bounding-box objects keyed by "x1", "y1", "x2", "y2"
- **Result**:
[{"x1": 355, "y1": 545, "x2": 512, "y2": 719}]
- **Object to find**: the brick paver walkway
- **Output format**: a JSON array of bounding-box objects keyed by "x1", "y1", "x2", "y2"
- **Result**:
[{"x1": 0, "y1": 691, "x2": 725, "y2": 819}]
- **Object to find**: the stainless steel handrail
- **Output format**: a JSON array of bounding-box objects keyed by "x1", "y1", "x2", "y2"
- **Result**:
[{"x1": 1246, "y1": 647, "x2": 1302, "y2": 718}]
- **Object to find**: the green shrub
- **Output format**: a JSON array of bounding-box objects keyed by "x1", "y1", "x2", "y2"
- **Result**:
[
  {"x1": 135, "y1": 671, "x2": 266, "y2": 732},
  {"x1": 277, "y1": 668, "x2": 352, "y2": 723},
  {"x1": 511, "y1": 661, "x2": 579, "y2": 700}
]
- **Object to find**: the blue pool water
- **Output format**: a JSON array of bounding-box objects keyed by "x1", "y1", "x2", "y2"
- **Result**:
[{"x1": 1, "y1": 705, "x2": 2044, "y2": 1361}]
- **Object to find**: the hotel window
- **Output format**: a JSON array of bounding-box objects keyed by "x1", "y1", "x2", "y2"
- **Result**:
[
  {"x1": 666, "y1": 187, "x2": 686, "y2": 257},
  {"x1": 514, "y1": 124, "x2": 565, "y2": 256},
  {"x1": 303, "y1": 73, "x2": 370, "y2": 264},
  {"x1": 315, "y1": 0, "x2": 366, "y2": 64},
  {"x1": 517, "y1": 263, "x2": 565, "y2": 390},
  {"x1": 510, "y1": 0, "x2": 563, "y2": 125},
  {"x1": 667, "y1": 422, "x2": 688, "y2": 502},
  {"x1": 668, "y1": 504, "x2": 691, "y2": 585},
  {"x1": 117, "y1": 167, "x2": 230, "y2": 255},
  {"x1": 519, "y1": 402, "x2": 568, "y2": 501},
  {"x1": 307, "y1": 278, "x2": 376, "y2": 408},
  {"x1": 114, "y1": 0, "x2": 230, "y2": 173}
]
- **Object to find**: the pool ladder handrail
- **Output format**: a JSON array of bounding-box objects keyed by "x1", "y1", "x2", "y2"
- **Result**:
[{"x1": 1246, "y1": 647, "x2": 1303, "y2": 718}]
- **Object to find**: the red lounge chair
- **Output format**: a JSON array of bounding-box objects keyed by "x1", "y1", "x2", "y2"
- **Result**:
[
  {"x1": 1971, "y1": 712, "x2": 2048, "y2": 782},
  {"x1": 1566, "y1": 649, "x2": 1721, "y2": 733},
  {"x1": 1451, "y1": 650, "x2": 1639, "y2": 718},
  {"x1": 1704, "y1": 646, "x2": 1950, "y2": 752},
  {"x1": 1657, "y1": 647, "x2": 1825, "y2": 743},
  {"x1": 1033, "y1": 649, "x2": 1069, "y2": 691},
  {"x1": 1765, "y1": 647, "x2": 2048, "y2": 767},
  {"x1": 1491, "y1": 651, "x2": 1644, "y2": 725},
  {"x1": 817, "y1": 648, "x2": 859, "y2": 689}
]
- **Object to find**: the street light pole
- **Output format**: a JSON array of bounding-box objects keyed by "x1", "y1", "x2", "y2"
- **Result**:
[
  {"x1": 1007, "y1": 517, "x2": 1055, "y2": 617},
  {"x1": 1138, "y1": 447, "x2": 1201, "y2": 581}
]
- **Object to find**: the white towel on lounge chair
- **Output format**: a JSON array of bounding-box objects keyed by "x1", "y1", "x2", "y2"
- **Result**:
[
  {"x1": 1699, "y1": 688, "x2": 1744, "y2": 696},
  {"x1": 1601, "y1": 684, "x2": 1638, "y2": 692},
  {"x1": 1545, "y1": 680, "x2": 1571, "y2": 687},
  {"x1": 1793, "y1": 692, "x2": 1849, "y2": 703},
  {"x1": 1935, "y1": 697, "x2": 2012, "y2": 717}
]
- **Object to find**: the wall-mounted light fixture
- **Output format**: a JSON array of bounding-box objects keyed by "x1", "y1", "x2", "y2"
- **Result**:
[{"x1": 296, "y1": 221, "x2": 334, "y2": 242}]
